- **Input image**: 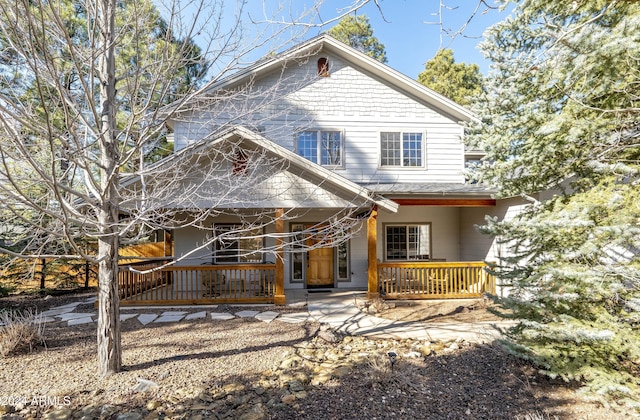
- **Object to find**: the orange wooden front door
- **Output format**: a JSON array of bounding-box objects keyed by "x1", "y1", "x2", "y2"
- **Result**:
[{"x1": 306, "y1": 232, "x2": 334, "y2": 287}]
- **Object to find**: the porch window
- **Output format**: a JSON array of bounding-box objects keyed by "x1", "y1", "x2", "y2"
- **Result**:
[
  {"x1": 336, "y1": 240, "x2": 349, "y2": 280},
  {"x1": 291, "y1": 225, "x2": 305, "y2": 283},
  {"x1": 213, "y1": 224, "x2": 263, "y2": 263},
  {"x1": 296, "y1": 130, "x2": 343, "y2": 166},
  {"x1": 380, "y1": 132, "x2": 423, "y2": 167},
  {"x1": 385, "y1": 224, "x2": 431, "y2": 261}
]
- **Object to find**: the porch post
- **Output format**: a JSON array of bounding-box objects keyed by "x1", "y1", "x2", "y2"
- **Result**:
[
  {"x1": 274, "y1": 208, "x2": 286, "y2": 305},
  {"x1": 367, "y1": 206, "x2": 379, "y2": 300}
]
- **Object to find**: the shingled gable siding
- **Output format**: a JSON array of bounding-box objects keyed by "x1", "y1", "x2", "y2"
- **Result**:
[{"x1": 173, "y1": 53, "x2": 466, "y2": 184}]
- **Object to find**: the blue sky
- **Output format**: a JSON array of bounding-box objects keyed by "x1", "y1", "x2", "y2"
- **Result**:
[
  {"x1": 313, "y1": 0, "x2": 512, "y2": 77},
  {"x1": 242, "y1": 0, "x2": 513, "y2": 77},
  {"x1": 183, "y1": 1, "x2": 514, "y2": 78}
]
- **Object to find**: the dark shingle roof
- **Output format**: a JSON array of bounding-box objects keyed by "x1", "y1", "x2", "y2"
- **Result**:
[{"x1": 360, "y1": 183, "x2": 496, "y2": 197}]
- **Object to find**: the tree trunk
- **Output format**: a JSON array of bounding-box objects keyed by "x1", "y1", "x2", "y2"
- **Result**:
[
  {"x1": 97, "y1": 234, "x2": 121, "y2": 376},
  {"x1": 40, "y1": 258, "x2": 46, "y2": 289},
  {"x1": 85, "y1": 261, "x2": 90, "y2": 289},
  {"x1": 96, "y1": 0, "x2": 121, "y2": 377}
]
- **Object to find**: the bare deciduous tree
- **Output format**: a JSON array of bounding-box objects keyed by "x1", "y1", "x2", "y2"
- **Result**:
[{"x1": 0, "y1": 0, "x2": 379, "y2": 377}]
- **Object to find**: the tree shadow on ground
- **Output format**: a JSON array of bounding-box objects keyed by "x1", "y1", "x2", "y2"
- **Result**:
[{"x1": 7, "y1": 306, "x2": 626, "y2": 420}]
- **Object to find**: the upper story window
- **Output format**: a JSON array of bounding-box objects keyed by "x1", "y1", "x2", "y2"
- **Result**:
[
  {"x1": 297, "y1": 130, "x2": 343, "y2": 166},
  {"x1": 380, "y1": 131, "x2": 423, "y2": 167},
  {"x1": 317, "y1": 57, "x2": 329, "y2": 76}
]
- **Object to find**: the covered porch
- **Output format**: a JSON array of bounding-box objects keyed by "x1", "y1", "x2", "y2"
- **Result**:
[{"x1": 118, "y1": 207, "x2": 496, "y2": 306}]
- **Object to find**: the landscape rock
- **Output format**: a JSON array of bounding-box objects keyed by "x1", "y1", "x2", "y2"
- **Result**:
[
  {"x1": 317, "y1": 328, "x2": 338, "y2": 343},
  {"x1": 238, "y1": 403, "x2": 266, "y2": 420},
  {"x1": 0, "y1": 292, "x2": 624, "y2": 420},
  {"x1": 131, "y1": 378, "x2": 158, "y2": 392},
  {"x1": 145, "y1": 400, "x2": 161, "y2": 411},
  {"x1": 280, "y1": 394, "x2": 296, "y2": 405},
  {"x1": 287, "y1": 380, "x2": 305, "y2": 393},
  {"x1": 100, "y1": 404, "x2": 117, "y2": 418},
  {"x1": 44, "y1": 407, "x2": 72, "y2": 420},
  {"x1": 116, "y1": 412, "x2": 143, "y2": 420}
]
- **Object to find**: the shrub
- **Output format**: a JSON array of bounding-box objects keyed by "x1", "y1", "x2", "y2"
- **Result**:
[
  {"x1": 0, "y1": 309, "x2": 46, "y2": 357},
  {"x1": 363, "y1": 352, "x2": 425, "y2": 395},
  {"x1": 0, "y1": 283, "x2": 15, "y2": 297}
]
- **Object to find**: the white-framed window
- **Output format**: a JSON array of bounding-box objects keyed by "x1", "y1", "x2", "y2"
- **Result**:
[
  {"x1": 213, "y1": 224, "x2": 264, "y2": 264},
  {"x1": 380, "y1": 131, "x2": 424, "y2": 167},
  {"x1": 296, "y1": 130, "x2": 343, "y2": 166},
  {"x1": 290, "y1": 224, "x2": 306, "y2": 283},
  {"x1": 384, "y1": 223, "x2": 431, "y2": 261},
  {"x1": 336, "y1": 240, "x2": 349, "y2": 281}
]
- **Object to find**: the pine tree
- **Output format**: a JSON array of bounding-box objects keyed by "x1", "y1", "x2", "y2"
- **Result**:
[
  {"x1": 327, "y1": 14, "x2": 387, "y2": 63},
  {"x1": 470, "y1": 0, "x2": 640, "y2": 407},
  {"x1": 417, "y1": 49, "x2": 482, "y2": 106}
]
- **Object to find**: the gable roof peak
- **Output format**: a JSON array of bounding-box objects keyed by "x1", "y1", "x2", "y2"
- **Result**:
[{"x1": 172, "y1": 33, "x2": 477, "y2": 124}]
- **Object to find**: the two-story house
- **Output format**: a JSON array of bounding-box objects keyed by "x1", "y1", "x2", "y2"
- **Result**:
[{"x1": 120, "y1": 34, "x2": 510, "y2": 306}]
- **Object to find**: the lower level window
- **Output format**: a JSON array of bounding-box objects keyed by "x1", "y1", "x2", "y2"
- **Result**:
[
  {"x1": 385, "y1": 224, "x2": 431, "y2": 261},
  {"x1": 336, "y1": 240, "x2": 349, "y2": 280},
  {"x1": 214, "y1": 224, "x2": 263, "y2": 263}
]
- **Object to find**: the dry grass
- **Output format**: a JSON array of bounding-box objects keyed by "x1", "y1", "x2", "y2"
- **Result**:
[
  {"x1": 0, "y1": 309, "x2": 46, "y2": 357},
  {"x1": 363, "y1": 352, "x2": 428, "y2": 396},
  {"x1": 515, "y1": 412, "x2": 560, "y2": 420}
]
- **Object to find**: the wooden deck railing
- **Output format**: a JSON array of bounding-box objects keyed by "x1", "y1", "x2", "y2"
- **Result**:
[
  {"x1": 118, "y1": 260, "x2": 495, "y2": 305},
  {"x1": 119, "y1": 264, "x2": 276, "y2": 305},
  {"x1": 378, "y1": 261, "x2": 495, "y2": 299}
]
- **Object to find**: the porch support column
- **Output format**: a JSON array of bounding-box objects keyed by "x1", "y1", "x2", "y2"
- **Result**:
[
  {"x1": 274, "y1": 208, "x2": 286, "y2": 305},
  {"x1": 367, "y1": 206, "x2": 379, "y2": 300}
]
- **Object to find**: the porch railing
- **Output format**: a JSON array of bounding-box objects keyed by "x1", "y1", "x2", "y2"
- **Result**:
[
  {"x1": 118, "y1": 261, "x2": 495, "y2": 305},
  {"x1": 378, "y1": 261, "x2": 495, "y2": 299},
  {"x1": 119, "y1": 263, "x2": 276, "y2": 305}
]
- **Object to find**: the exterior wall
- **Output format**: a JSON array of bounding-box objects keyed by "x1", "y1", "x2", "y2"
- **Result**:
[
  {"x1": 459, "y1": 197, "x2": 531, "y2": 264},
  {"x1": 173, "y1": 215, "x2": 279, "y2": 266},
  {"x1": 173, "y1": 226, "x2": 211, "y2": 266},
  {"x1": 280, "y1": 212, "x2": 367, "y2": 289},
  {"x1": 377, "y1": 206, "x2": 461, "y2": 262},
  {"x1": 173, "y1": 51, "x2": 466, "y2": 185},
  {"x1": 172, "y1": 212, "x2": 368, "y2": 289},
  {"x1": 459, "y1": 197, "x2": 532, "y2": 298}
]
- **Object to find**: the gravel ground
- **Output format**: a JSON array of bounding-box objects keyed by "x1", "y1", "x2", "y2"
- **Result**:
[{"x1": 0, "y1": 291, "x2": 636, "y2": 419}]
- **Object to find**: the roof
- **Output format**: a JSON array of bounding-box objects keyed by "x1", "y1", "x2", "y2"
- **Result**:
[
  {"x1": 124, "y1": 126, "x2": 399, "y2": 213},
  {"x1": 167, "y1": 34, "x2": 478, "y2": 125},
  {"x1": 361, "y1": 183, "x2": 496, "y2": 197}
]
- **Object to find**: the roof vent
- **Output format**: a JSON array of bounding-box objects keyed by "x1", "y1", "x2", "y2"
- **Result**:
[{"x1": 317, "y1": 57, "x2": 329, "y2": 77}]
